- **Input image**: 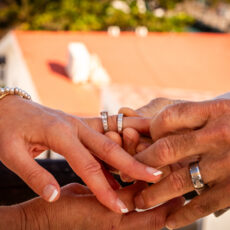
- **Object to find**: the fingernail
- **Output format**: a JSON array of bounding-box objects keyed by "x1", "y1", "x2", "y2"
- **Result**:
[
  {"x1": 116, "y1": 199, "x2": 129, "y2": 214},
  {"x1": 166, "y1": 220, "x2": 176, "y2": 230},
  {"x1": 146, "y1": 167, "x2": 163, "y2": 177},
  {"x1": 43, "y1": 184, "x2": 59, "y2": 202},
  {"x1": 121, "y1": 174, "x2": 133, "y2": 182},
  {"x1": 166, "y1": 227, "x2": 174, "y2": 230},
  {"x1": 135, "y1": 194, "x2": 145, "y2": 209}
]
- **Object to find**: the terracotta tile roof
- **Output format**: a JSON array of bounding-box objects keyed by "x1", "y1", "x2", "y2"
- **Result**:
[{"x1": 13, "y1": 31, "x2": 230, "y2": 115}]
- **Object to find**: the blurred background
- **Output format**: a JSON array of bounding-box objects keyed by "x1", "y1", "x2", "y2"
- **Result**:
[{"x1": 0, "y1": 1, "x2": 230, "y2": 230}]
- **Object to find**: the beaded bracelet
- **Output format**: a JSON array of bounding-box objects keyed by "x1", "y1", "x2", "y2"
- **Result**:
[{"x1": 0, "y1": 87, "x2": 31, "y2": 100}]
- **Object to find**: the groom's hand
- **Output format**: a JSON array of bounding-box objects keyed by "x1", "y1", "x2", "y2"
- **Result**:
[{"x1": 11, "y1": 182, "x2": 184, "y2": 230}]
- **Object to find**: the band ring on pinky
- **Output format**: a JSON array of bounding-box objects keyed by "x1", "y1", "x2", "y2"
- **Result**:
[
  {"x1": 100, "y1": 111, "x2": 109, "y2": 132},
  {"x1": 189, "y1": 162, "x2": 207, "y2": 195},
  {"x1": 117, "y1": 113, "x2": 124, "y2": 134}
]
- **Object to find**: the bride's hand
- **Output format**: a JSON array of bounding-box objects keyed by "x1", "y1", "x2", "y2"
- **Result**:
[{"x1": 0, "y1": 95, "x2": 162, "y2": 213}]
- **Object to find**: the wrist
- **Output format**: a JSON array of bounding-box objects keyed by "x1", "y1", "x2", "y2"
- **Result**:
[{"x1": 0, "y1": 205, "x2": 23, "y2": 230}]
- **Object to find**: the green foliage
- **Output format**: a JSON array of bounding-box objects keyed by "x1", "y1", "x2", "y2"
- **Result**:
[
  {"x1": 156, "y1": 0, "x2": 184, "y2": 9},
  {"x1": 0, "y1": 0, "x2": 194, "y2": 32}
]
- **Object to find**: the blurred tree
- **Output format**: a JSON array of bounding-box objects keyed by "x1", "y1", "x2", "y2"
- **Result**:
[{"x1": 0, "y1": 0, "x2": 195, "y2": 32}]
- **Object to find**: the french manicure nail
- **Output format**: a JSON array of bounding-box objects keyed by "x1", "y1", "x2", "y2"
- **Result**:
[
  {"x1": 146, "y1": 167, "x2": 163, "y2": 176},
  {"x1": 166, "y1": 220, "x2": 176, "y2": 230},
  {"x1": 166, "y1": 226, "x2": 174, "y2": 230},
  {"x1": 43, "y1": 184, "x2": 59, "y2": 202},
  {"x1": 117, "y1": 199, "x2": 129, "y2": 214}
]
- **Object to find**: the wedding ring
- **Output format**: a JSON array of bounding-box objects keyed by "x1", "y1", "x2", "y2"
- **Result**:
[
  {"x1": 117, "y1": 113, "x2": 123, "y2": 134},
  {"x1": 189, "y1": 162, "x2": 230, "y2": 217},
  {"x1": 100, "y1": 111, "x2": 109, "y2": 132},
  {"x1": 189, "y1": 162, "x2": 207, "y2": 195}
]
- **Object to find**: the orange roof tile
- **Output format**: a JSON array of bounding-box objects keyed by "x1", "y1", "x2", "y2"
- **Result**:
[{"x1": 14, "y1": 31, "x2": 230, "y2": 115}]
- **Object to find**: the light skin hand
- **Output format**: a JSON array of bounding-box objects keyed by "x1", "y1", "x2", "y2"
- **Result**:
[
  {"x1": 1, "y1": 183, "x2": 184, "y2": 230},
  {"x1": 133, "y1": 99, "x2": 230, "y2": 228},
  {"x1": 0, "y1": 95, "x2": 162, "y2": 213}
]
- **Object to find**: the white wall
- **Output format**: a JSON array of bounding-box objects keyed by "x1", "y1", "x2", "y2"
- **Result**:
[
  {"x1": 202, "y1": 211, "x2": 230, "y2": 230},
  {"x1": 0, "y1": 32, "x2": 40, "y2": 103}
]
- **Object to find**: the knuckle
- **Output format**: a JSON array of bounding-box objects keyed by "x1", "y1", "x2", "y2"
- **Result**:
[
  {"x1": 141, "y1": 189, "x2": 154, "y2": 207},
  {"x1": 210, "y1": 100, "x2": 230, "y2": 114},
  {"x1": 149, "y1": 214, "x2": 165, "y2": 230},
  {"x1": 159, "y1": 107, "x2": 174, "y2": 126},
  {"x1": 83, "y1": 160, "x2": 102, "y2": 176},
  {"x1": 150, "y1": 97, "x2": 167, "y2": 105},
  {"x1": 169, "y1": 171, "x2": 186, "y2": 193},
  {"x1": 177, "y1": 101, "x2": 194, "y2": 114},
  {"x1": 24, "y1": 168, "x2": 43, "y2": 185},
  {"x1": 155, "y1": 138, "x2": 174, "y2": 164},
  {"x1": 123, "y1": 157, "x2": 141, "y2": 176},
  {"x1": 46, "y1": 115, "x2": 65, "y2": 131},
  {"x1": 123, "y1": 128, "x2": 136, "y2": 142},
  {"x1": 102, "y1": 140, "x2": 120, "y2": 157},
  {"x1": 216, "y1": 124, "x2": 230, "y2": 142},
  {"x1": 190, "y1": 202, "x2": 211, "y2": 216}
]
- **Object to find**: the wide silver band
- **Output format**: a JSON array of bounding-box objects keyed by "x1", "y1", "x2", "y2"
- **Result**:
[
  {"x1": 100, "y1": 111, "x2": 109, "y2": 132},
  {"x1": 117, "y1": 113, "x2": 123, "y2": 134},
  {"x1": 189, "y1": 162, "x2": 207, "y2": 195},
  {"x1": 189, "y1": 162, "x2": 230, "y2": 217}
]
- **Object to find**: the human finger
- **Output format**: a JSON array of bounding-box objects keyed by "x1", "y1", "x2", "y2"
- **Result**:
[
  {"x1": 104, "y1": 131, "x2": 122, "y2": 174},
  {"x1": 134, "y1": 156, "x2": 226, "y2": 210},
  {"x1": 64, "y1": 140, "x2": 127, "y2": 214},
  {"x1": 123, "y1": 128, "x2": 140, "y2": 156},
  {"x1": 1, "y1": 142, "x2": 60, "y2": 203},
  {"x1": 79, "y1": 123, "x2": 163, "y2": 183},
  {"x1": 105, "y1": 131, "x2": 122, "y2": 146},
  {"x1": 166, "y1": 179, "x2": 230, "y2": 229},
  {"x1": 135, "y1": 130, "x2": 207, "y2": 168},
  {"x1": 120, "y1": 197, "x2": 185, "y2": 230},
  {"x1": 102, "y1": 164, "x2": 121, "y2": 190},
  {"x1": 117, "y1": 181, "x2": 148, "y2": 211},
  {"x1": 150, "y1": 101, "x2": 209, "y2": 141},
  {"x1": 135, "y1": 167, "x2": 193, "y2": 209},
  {"x1": 84, "y1": 116, "x2": 151, "y2": 135}
]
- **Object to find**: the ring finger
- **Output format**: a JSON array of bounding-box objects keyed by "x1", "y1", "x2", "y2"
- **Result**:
[{"x1": 134, "y1": 156, "x2": 227, "y2": 209}]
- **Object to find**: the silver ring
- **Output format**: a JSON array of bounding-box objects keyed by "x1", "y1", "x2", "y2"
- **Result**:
[
  {"x1": 189, "y1": 162, "x2": 207, "y2": 195},
  {"x1": 189, "y1": 162, "x2": 230, "y2": 218},
  {"x1": 117, "y1": 113, "x2": 123, "y2": 134},
  {"x1": 100, "y1": 111, "x2": 109, "y2": 132}
]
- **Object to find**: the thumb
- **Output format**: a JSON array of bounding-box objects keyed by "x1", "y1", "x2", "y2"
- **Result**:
[
  {"x1": 117, "y1": 182, "x2": 148, "y2": 211},
  {"x1": 2, "y1": 144, "x2": 60, "y2": 202}
]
